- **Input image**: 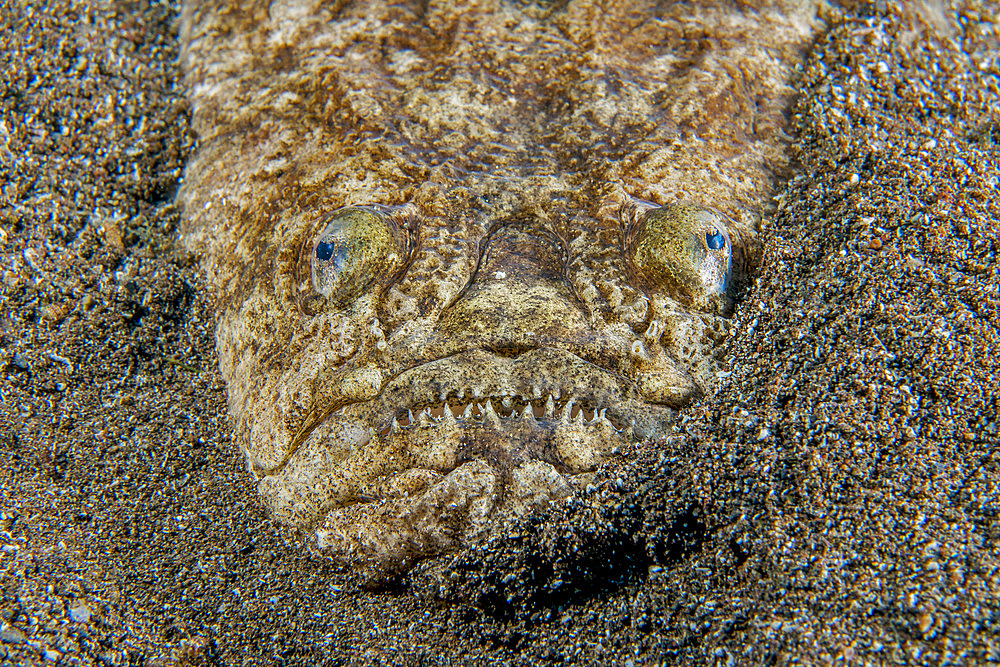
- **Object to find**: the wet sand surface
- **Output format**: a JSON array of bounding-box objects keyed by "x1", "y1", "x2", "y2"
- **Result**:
[{"x1": 1, "y1": 1, "x2": 998, "y2": 665}]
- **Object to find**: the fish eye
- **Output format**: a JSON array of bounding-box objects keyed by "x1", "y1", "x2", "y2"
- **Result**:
[
  {"x1": 311, "y1": 206, "x2": 407, "y2": 302},
  {"x1": 315, "y1": 240, "x2": 337, "y2": 262},
  {"x1": 625, "y1": 204, "x2": 733, "y2": 299},
  {"x1": 706, "y1": 230, "x2": 726, "y2": 250}
]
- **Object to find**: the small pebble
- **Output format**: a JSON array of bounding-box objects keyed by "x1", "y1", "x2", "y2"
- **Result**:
[
  {"x1": 0, "y1": 627, "x2": 26, "y2": 644},
  {"x1": 918, "y1": 612, "x2": 934, "y2": 634},
  {"x1": 69, "y1": 604, "x2": 91, "y2": 624}
]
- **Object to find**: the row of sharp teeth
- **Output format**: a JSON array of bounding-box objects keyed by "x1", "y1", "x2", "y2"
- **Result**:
[{"x1": 377, "y1": 396, "x2": 624, "y2": 436}]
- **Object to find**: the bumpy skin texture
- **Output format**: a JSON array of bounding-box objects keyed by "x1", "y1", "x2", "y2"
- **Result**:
[{"x1": 178, "y1": 0, "x2": 824, "y2": 578}]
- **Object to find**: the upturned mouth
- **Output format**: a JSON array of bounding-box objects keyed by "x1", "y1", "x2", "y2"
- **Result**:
[
  {"x1": 258, "y1": 347, "x2": 686, "y2": 565},
  {"x1": 373, "y1": 394, "x2": 625, "y2": 438},
  {"x1": 335, "y1": 347, "x2": 679, "y2": 444}
]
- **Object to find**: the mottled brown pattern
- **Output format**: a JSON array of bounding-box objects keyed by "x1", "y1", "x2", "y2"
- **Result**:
[
  {"x1": 178, "y1": 0, "x2": 825, "y2": 577},
  {"x1": 5, "y1": 0, "x2": 998, "y2": 662}
]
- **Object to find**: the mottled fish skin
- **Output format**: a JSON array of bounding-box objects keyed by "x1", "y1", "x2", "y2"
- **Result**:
[{"x1": 178, "y1": 0, "x2": 825, "y2": 579}]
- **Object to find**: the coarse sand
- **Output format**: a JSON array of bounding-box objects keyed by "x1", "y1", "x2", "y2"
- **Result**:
[{"x1": 1, "y1": 1, "x2": 998, "y2": 665}]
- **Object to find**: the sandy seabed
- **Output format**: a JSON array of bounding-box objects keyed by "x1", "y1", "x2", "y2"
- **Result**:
[{"x1": 1, "y1": 1, "x2": 999, "y2": 665}]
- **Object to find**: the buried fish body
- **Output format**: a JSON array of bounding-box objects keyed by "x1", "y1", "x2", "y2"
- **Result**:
[{"x1": 179, "y1": 0, "x2": 824, "y2": 578}]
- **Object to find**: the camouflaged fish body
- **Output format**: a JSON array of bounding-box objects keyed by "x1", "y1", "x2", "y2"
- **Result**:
[{"x1": 179, "y1": 0, "x2": 823, "y2": 578}]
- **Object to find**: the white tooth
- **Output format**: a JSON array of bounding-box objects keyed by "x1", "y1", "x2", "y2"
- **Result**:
[
  {"x1": 574, "y1": 408, "x2": 585, "y2": 426},
  {"x1": 595, "y1": 408, "x2": 607, "y2": 424},
  {"x1": 521, "y1": 405, "x2": 536, "y2": 422},
  {"x1": 443, "y1": 404, "x2": 457, "y2": 423},
  {"x1": 645, "y1": 320, "x2": 659, "y2": 339},
  {"x1": 562, "y1": 399, "x2": 575, "y2": 424},
  {"x1": 543, "y1": 395, "x2": 555, "y2": 418},
  {"x1": 419, "y1": 410, "x2": 432, "y2": 426},
  {"x1": 439, "y1": 389, "x2": 448, "y2": 402},
  {"x1": 390, "y1": 417, "x2": 400, "y2": 432},
  {"x1": 407, "y1": 409, "x2": 415, "y2": 425},
  {"x1": 483, "y1": 400, "x2": 501, "y2": 427},
  {"x1": 472, "y1": 386, "x2": 483, "y2": 399},
  {"x1": 531, "y1": 386, "x2": 542, "y2": 399},
  {"x1": 502, "y1": 396, "x2": 512, "y2": 410},
  {"x1": 553, "y1": 387, "x2": 561, "y2": 400},
  {"x1": 462, "y1": 404, "x2": 473, "y2": 419}
]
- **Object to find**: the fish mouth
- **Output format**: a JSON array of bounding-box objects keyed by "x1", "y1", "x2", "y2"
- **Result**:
[
  {"x1": 257, "y1": 350, "x2": 685, "y2": 571},
  {"x1": 377, "y1": 395, "x2": 624, "y2": 437},
  {"x1": 346, "y1": 347, "x2": 679, "y2": 448}
]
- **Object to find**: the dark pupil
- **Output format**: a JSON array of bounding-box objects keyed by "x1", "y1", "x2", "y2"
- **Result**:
[
  {"x1": 706, "y1": 231, "x2": 725, "y2": 250},
  {"x1": 316, "y1": 240, "x2": 336, "y2": 261}
]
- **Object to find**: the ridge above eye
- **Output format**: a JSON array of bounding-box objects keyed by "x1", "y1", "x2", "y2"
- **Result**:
[
  {"x1": 311, "y1": 206, "x2": 408, "y2": 302},
  {"x1": 625, "y1": 204, "x2": 733, "y2": 300}
]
